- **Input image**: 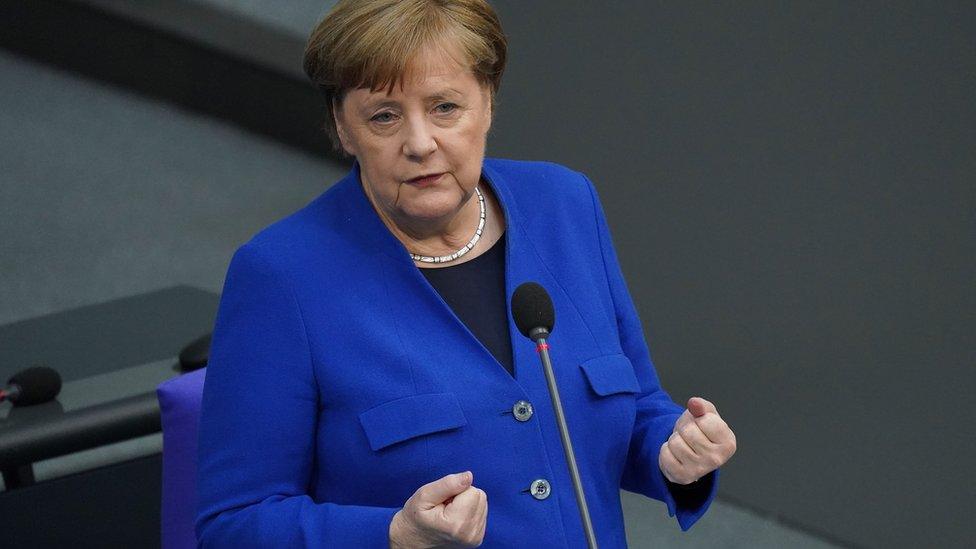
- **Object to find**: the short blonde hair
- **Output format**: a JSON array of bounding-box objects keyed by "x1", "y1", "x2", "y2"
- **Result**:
[{"x1": 303, "y1": 0, "x2": 507, "y2": 152}]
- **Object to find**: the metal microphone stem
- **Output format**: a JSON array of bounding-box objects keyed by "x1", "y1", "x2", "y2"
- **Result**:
[
  {"x1": 531, "y1": 329, "x2": 598, "y2": 549},
  {"x1": 0, "y1": 385, "x2": 21, "y2": 403}
]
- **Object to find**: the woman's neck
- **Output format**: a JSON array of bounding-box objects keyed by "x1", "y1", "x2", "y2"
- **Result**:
[{"x1": 369, "y1": 180, "x2": 506, "y2": 267}]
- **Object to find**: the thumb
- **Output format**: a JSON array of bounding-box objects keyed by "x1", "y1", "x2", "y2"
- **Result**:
[
  {"x1": 686, "y1": 396, "x2": 716, "y2": 418},
  {"x1": 419, "y1": 471, "x2": 473, "y2": 505}
]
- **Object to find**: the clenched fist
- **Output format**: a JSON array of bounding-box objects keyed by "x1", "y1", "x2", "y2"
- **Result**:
[
  {"x1": 659, "y1": 397, "x2": 737, "y2": 485},
  {"x1": 389, "y1": 471, "x2": 488, "y2": 548}
]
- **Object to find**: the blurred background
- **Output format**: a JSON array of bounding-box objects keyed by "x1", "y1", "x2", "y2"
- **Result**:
[{"x1": 0, "y1": 1, "x2": 973, "y2": 547}]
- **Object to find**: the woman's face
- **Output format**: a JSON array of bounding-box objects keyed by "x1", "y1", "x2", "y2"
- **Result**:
[{"x1": 334, "y1": 45, "x2": 493, "y2": 229}]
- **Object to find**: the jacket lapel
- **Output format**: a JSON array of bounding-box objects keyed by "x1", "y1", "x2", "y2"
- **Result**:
[
  {"x1": 330, "y1": 160, "x2": 596, "y2": 396},
  {"x1": 483, "y1": 162, "x2": 602, "y2": 400}
]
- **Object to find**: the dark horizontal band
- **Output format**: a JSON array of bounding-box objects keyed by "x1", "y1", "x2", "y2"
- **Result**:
[
  {"x1": 0, "y1": 0, "x2": 341, "y2": 161},
  {"x1": 0, "y1": 391, "x2": 160, "y2": 471}
]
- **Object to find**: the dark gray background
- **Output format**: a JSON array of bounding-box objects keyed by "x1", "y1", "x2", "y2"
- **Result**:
[
  {"x1": 487, "y1": 2, "x2": 974, "y2": 548},
  {"x1": 1, "y1": 1, "x2": 973, "y2": 548}
]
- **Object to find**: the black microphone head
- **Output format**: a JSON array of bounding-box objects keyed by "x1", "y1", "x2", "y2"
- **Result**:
[
  {"x1": 511, "y1": 282, "x2": 555, "y2": 339},
  {"x1": 8, "y1": 365, "x2": 62, "y2": 406}
]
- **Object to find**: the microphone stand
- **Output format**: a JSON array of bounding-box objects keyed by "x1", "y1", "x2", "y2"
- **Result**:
[{"x1": 530, "y1": 327, "x2": 598, "y2": 549}]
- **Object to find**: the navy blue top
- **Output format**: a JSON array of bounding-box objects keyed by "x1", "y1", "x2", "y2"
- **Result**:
[{"x1": 419, "y1": 235, "x2": 514, "y2": 377}]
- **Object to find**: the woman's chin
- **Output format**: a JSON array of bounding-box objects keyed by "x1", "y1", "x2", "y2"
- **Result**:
[
  {"x1": 397, "y1": 194, "x2": 465, "y2": 222},
  {"x1": 399, "y1": 203, "x2": 459, "y2": 222}
]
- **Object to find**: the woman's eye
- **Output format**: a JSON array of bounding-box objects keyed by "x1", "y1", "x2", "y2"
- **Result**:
[
  {"x1": 434, "y1": 103, "x2": 458, "y2": 114},
  {"x1": 370, "y1": 112, "x2": 396, "y2": 123}
]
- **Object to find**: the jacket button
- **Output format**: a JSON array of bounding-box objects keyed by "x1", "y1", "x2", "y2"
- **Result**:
[
  {"x1": 530, "y1": 479, "x2": 551, "y2": 500},
  {"x1": 512, "y1": 400, "x2": 534, "y2": 422}
]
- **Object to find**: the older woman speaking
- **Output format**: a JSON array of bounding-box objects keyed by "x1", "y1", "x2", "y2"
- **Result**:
[{"x1": 195, "y1": 1, "x2": 736, "y2": 547}]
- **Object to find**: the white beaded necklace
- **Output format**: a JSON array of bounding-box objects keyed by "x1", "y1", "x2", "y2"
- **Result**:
[{"x1": 410, "y1": 186, "x2": 486, "y2": 264}]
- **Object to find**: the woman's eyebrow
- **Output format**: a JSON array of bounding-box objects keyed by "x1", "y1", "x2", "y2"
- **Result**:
[
  {"x1": 429, "y1": 88, "x2": 464, "y2": 100},
  {"x1": 362, "y1": 99, "x2": 400, "y2": 111},
  {"x1": 361, "y1": 88, "x2": 465, "y2": 112}
]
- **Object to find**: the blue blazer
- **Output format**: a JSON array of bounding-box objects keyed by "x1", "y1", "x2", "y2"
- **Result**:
[{"x1": 196, "y1": 158, "x2": 718, "y2": 548}]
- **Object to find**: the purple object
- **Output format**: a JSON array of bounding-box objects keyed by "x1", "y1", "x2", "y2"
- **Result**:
[{"x1": 157, "y1": 367, "x2": 207, "y2": 549}]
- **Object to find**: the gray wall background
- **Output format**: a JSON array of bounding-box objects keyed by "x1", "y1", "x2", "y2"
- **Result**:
[
  {"x1": 0, "y1": 47, "x2": 341, "y2": 326},
  {"x1": 487, "y1": 3, "x2": 974, "y2": 548},
  {"x1": 2, "y1": 1, "x2": 973, "y2": 548}
]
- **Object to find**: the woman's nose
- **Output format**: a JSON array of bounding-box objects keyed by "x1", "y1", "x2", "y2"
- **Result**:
[{"x1": 401, "y1": 119, "x2": 438, "y2": 159}]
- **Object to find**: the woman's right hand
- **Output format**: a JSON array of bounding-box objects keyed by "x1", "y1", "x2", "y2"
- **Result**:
[{"x1": 389, "y1": 471, "x2": 488, "y2": 548}]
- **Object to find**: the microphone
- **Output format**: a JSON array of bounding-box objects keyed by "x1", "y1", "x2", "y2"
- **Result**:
[
  {"x1": 511, "y1": 282, "x2": 598, "y2": 549},
  {"x1": 0, "y1": 366, "x2": 62, "y2": 406},
  {"x1": 512, "y1": 282, "x2": 555, "y2": 340}
]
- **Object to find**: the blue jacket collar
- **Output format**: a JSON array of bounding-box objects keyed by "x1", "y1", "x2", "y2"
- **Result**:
[{"x1": 323, "y1": 158, "x2": 543, "y2": 383}]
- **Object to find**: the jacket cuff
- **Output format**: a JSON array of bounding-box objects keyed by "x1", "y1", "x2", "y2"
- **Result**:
[
  {"x1": 644, "y1": 419, "x2": 720, "y2": 532},
  {"x1": 666, "y1": 469, "x2": 719, "y2": 531},
  {"x1": 334, "y1": 504, "x2": 401, "y2": 548}
]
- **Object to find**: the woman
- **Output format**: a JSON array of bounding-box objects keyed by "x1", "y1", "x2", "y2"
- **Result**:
[{"x1": 195, "y1": 1, "x2": 737, "y2": 547}]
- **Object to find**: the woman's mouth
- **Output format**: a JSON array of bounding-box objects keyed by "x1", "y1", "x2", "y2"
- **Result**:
[{"x1": 406, "y1": 173, "x2": 445, "y2": 187}]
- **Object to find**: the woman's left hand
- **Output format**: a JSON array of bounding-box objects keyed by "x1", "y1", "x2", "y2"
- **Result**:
[{"x1": 659, "y1": 397, "x2": 737, "y2": 485}]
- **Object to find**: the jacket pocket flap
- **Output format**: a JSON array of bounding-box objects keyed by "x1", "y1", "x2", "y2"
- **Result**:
[
  {"x1": 359, "y1": 393, "x2": 467, "y2": 451},
  {"x1": 579, "y1": 354, "x2": 641, "y2": 396}
]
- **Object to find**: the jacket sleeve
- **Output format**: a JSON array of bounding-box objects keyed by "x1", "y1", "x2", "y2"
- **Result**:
[
  {"x1": 195, "y1": 243, "x2": 399, "y2": 548},
  {"x1": 580, "y1": 172, "x2": 719, "y2": 531}
]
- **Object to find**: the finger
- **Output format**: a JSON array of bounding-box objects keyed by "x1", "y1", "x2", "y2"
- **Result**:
[
  {"x1": 668, "y1": 430, "x2": 699, "y2": 465},
  {"x1": 677, "y1": 418, "x2": 717, "y2": 454},
  {"x1": 474, "y1": 490, "x2": 488, "y2": 520},
  {"x1": 475, "y1": 492, "x2": 488, "y2": 541},
  {"x1": 444, "y1": 485, "x2": 482, "y2": 521},
  {"x1": 451, "y1": 485, "x2": 482, "y2": 509},
  {"x1": 661, "y1": 439, "x2": 682, "y2": 466},
  {"x1": 455, "y1": 486, "x2": 488, "y2": 542},
  {"x1": 667, "y1": 430, "x2": 717, "y2": 483},
  {"x1": 475, "y1": 489, "x2": 488, "y2": 529},
  {"x1": 663, "y1": 438, "x2": 707, "y2": 484},
  {"x1": 456, "y1": 494, "x2": 487, "y2": 548},
  {"x1": 687, "y1": 396, "x2": 717, "y2": 418},
  {"x1": 694, "y1": 414, "x2": 732, "y2": 445},
  {"x1": 673, "y1": 408, "x2": 695, "y2": 432},
  {"x1": 419, "y1": 471, "x2": 472, "y2": 507},
  {"x1": 659, "y1": 442, "x2": 682, "y2": 482}
]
